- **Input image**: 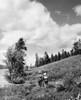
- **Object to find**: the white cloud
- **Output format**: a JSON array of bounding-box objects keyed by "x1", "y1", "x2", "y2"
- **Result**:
[
  {"x1": 73, "y1": 5, "x2": 81, "y2": 16},
  {"x1": 59, "y1": 24, "x2": 81, "y2": 49},
  {"x1": 0, "y1": 0, "x2": 81, "y2": 65}
]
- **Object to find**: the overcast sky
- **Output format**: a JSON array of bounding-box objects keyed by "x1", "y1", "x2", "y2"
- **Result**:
[{"x1": 0, "y1": 0, "x2": 81, "y2": 65}]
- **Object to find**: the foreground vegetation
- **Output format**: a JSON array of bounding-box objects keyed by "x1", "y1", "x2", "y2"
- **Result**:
[{"x1": 1, "y1": 55, "x2": 81, "y2": 100}]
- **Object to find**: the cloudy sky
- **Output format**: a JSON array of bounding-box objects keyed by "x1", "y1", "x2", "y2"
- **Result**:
[{"x1": 0, "y1": 0, "x2": 81, "y2": 65}]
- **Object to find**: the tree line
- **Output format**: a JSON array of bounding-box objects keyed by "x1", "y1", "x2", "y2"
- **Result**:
[{"x1": 35, "y1": 39, "x2": 81, "y2": 67}]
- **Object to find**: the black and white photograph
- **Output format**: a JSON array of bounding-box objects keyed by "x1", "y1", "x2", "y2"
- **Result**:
[{"x1": 0, "y1": 0, "x2": 81, "y2": 100}]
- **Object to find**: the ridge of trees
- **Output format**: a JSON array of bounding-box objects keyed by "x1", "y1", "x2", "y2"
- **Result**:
[{"x1": 35, "y1": 39, "x2": 81, "y2": 67}]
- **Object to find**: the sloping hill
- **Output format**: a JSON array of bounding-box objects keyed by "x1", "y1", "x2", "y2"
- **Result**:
[
  {"x1": 34, "y1": 54, "x2": 81, "y2": 71},
  {"x1": 28, "y1": 55, "x2": 81, "y2": 81}
]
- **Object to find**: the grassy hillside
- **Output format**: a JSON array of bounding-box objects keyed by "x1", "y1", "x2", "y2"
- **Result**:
[
  {"x1": 1, "y1": 55, "x2": 81, "y2": 100},
  {"x1": 28, "y1": 55, "x2": 81, "y2": 81}
]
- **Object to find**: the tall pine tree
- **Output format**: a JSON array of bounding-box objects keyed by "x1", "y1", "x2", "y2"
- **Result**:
[
  {"x1": 35, "y1": 53, "x2": 40, "y2": 67},
  {"x1": 44, "y1": 51, "x2": 50, "y2": 64},
  {"x1": 4, "y1": 38, "x2": 27, "y2": 82}
]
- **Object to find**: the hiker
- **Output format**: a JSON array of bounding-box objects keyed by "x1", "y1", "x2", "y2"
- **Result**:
[
  {"x1": 43, "y1": 71, "x2": 48, "y2": 87},
  {"x1": 38, "y1": 70, "x2": 44, "y2": 87},
  {"x1": 37, "y1": 70, "x2": 48, "y2": 87}
]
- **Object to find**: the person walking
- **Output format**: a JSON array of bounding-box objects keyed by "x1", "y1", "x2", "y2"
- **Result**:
[
  {"x1": 38, "y1": 70, "x2": 44, "y2": 87},
  {"x1": 43, "y1": 71, "x2": 48, "y2": 87}
]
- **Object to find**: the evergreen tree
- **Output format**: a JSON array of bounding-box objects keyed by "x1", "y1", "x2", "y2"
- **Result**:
[
  {"x1": 57, "y1": 52, "x2": 61, "y2": 60},
  {"x1": 39, "y1": 57, "x2": 44, "y2": 66},
  {"x1": 78, "y1": 39, "x2": 81, "y2": 54},
  {"x1": 67, "y1": 52, "x2": 70, "y2": 57},
  {"x1": 61, "y1": 49, "x2": 68, "y2": 59},
  {"x1": 54, "y1": 54, "x2": 58, "y2": 61},
  {"x1": 73, "y1": 41, "x2": 79, "y2": 55},
  {"x1": 4, "y1": 38, "x2": 27, "y2": 83},
  {"x1": 70, "y1": 39, "x2": 81, "y2": 55},
  {"x1": 44, "y1": 51, "x2": 50, "y2": 64},
  {"x1": 14, "y1": 38, "x2": 27, "y2": 76},
  {"x1": 70, "y1": 49, "x2": 74, "y2": 56},
  {"x1": 61, "y1": 49, "x2": 65, "y2": 59},
  {"x1": 64, "y1": 51, "x2": 68, "y2": 58},
  {"x1": 50, "y1": 53, "x2": 55, "y2": 63},
  {"x1": 35, "y1": 53, "x2": 40, "y2": 67}
]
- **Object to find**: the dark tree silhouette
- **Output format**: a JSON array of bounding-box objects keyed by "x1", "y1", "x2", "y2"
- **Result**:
[
  {"x1": 44, "y1": 51, "x2": 50, "y2": 64},
  {"x1": 35, "y1": 53, "x2": 40, "y2": 67},
  {"x1": 39, "y1": 57, "x2": 44, "y2": 66},
  {"x1": 71, "y1": 39, "x2": 81, "y2": 55},
  {"x1": 54, "y1": 54, "x2": 58, "y2": 61},
  {"x1": 70, "y1": 49, "x2": 74, "y2": 56},
  {"x1": 67, "y1": 52, "x2": 70, "y2": 57},
  {"x1": 57, "y1": 52, "x2": 61, "y2": 60},
  {"x1": 50, "y1": 53, "x2": 55, "y2": 63}
]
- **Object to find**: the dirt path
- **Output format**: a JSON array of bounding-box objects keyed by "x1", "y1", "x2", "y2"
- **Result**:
[{"x1": 0, "y1": 69, "x2": 11, "y2": 88}]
